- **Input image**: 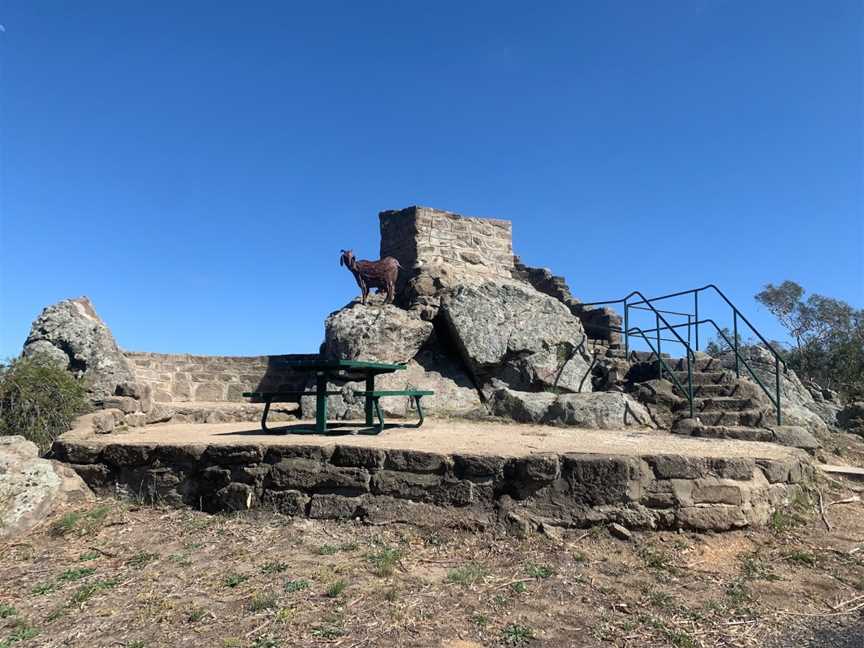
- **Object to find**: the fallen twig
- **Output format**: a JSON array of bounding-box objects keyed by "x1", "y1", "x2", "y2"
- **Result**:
[
  {"x1": 829, "y1": 496, "x2": 861, "y2": 506},
  {"x1": 818, "y1": 490, "x2": 832, "y2": 531}
]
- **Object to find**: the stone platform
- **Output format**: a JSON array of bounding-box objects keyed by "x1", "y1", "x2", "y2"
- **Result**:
[{"x1": 52, "y1": 420, "x2": 813, "y2": 533}]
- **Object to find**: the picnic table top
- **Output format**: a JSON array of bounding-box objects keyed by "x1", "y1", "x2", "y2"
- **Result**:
[{"x1": 275, "y1": 359, "x2": 407, "y2": 373}]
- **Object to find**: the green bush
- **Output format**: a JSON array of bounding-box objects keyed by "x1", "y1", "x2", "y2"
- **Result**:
[{"x1": 0, "y1": 355, "x2": 90, "y2": 452}]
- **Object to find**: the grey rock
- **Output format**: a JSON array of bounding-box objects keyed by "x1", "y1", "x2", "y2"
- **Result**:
[
  {"x1": 441, "y1": 281, "x2": 593, "y2": 394},
  {"x1": 769, "y1": 425, "x2": 820, "y2": 451},
  {"x1": 22, "y1": 297, "x2": 135, "y2": 399},
  {"x1": 489, "y1": 388, "x2": 557, "y2": 423},
  {"x1": 261, "y1": 489, "x2": 309, "y2": 516},
  {"x1": 543, "y1": 392, "x2": 654, "y2": 429},
  {"x1": 609, "y1": 522, "x2": 632, "y2": 541},
  {"x1": 323, "y1": 301, "x2": 433, "y2": 364},
  {"x1": 0, "y1": 436, "x2": 94, "y2": 539}
]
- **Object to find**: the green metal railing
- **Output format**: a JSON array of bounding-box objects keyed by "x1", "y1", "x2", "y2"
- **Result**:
[{"x1": 583, "y1": 284, "x2": 787, "y2": 425}]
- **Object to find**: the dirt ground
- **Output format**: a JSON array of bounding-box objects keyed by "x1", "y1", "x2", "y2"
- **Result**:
[{"x1": 2, "y1": 469, "x2": 863, "y2": 648}]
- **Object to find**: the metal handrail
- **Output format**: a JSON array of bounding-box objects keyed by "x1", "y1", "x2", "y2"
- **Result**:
[
  {"x1": 626, "y1": 326, "x2": 694, "y2": 418},
  {"x1": 582, "y1": 284, "x2": 786, "y2": 425}
]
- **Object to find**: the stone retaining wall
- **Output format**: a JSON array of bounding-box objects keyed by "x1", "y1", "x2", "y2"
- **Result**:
[
  {"x1": 380, "y1": 206, "x2": 514, "y2": 278},
  {"x1": 52, "y1": 439, "x2": 811, "y2": 533},
  {"x1": 124, "y1": 352, "x2": 317, "y2": 403}
]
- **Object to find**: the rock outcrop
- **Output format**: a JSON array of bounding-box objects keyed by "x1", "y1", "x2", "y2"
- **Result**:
[
  {"x1": 323, "y1": 300, "x2": 434, "y2": 364},
  {"x1": 23, "y1": 297, "x2": 135, "y2": 399},
  {"x1": 441, "y1": 281, "x2": 593, "y2": 395},
  {"x1": 0, "y1": 435, "x2": 94, "y2": 539},
  {"x1": 838, "y1": 402, "x2": 864, "y2": 437}
]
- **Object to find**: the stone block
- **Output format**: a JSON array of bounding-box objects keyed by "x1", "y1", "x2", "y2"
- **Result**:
[
  {"x1": 92, "y1": 412, "x2": 116, "y2": 435},
  {"x1": 371, "y1": 470, "x2": 442, "y2": 501},
  {"x1": 265, "y1": 458, "x2": 370, "y2": 495},
  {"x1": 231, "y1": 464, "x2": 271, "y2": 485},
  {"x1": 512, "y1": 453, "x2": 559, "y2": 482},
  {"x1": 384, "y1": 449, "x2": 449, "y2": 474},
  {"x1": 69, "y1": 463, "x2": 111, "y2": 489},
  {"x1": 331, "y1": 445, "x2": 386, "y2": 470},
  {"x1": 756, "y1": 459, "x2": 790, "y2": 483},
  {"x1": 453, "y1": 454, "x2": 505, "y2": 481},
  {"x1": 203, "y1": 444, "x2": 264, "y2": 465},
  {"x1": 646, "y1": 455, "x2": 707, "y2": 480},
  {"x1": 124, "y1": 413, "x2": 147, "y2": 427},
  {"x1": 708, "y1": 458, "x2": 756, "y2": 481},
  {"x1": 561, "y1": 454, "x2": 637, "y2": 505},
  {"x1": 214, "y1": 483, "x2": 254, "y2": 511},
  {"x1": 102, "y1": 443, "x2": 153, "y2": 467},
  {"x1": 261, "y1": 489, "x2": 309, "y2": 516},
  {"x1": 263, "y1": 445, "x2": 333, "y2": 464},
  {"x1": 195, "y1": 382, "x2": 225, "y2": 401},
  {"x1": 155, "y1": 444, "x2": 205, "y2": 467},
  {"x1": 197, "y1": 466, "x2": 232, "y2": 491},
  {"x1": 677, "y1": 505, "x2": 748, "y2": 531},
  {"x1": 691, "y1": 479, "x2": 744, "y2": 506},
  {"x1": 53, "y1": 441, "x2": 102, "y2": 464},
  {"x1": 307, "y1": 494, "x2": 365, "y2": 519}
]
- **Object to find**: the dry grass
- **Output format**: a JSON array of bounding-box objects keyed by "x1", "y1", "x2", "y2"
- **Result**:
[{"x1": 1, "y1": 482, "x2": 863, "y2": 647}]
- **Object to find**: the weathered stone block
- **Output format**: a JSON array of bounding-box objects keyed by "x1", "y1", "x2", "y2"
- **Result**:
[
  {"x1": 453, "y1": 454, "x2": 505, "y2": 481},
  {"x1": 331, "y1": 445, "x2": 386, "y2": 470},
  {"x1": 756, "y1": 459, "x2": 790, "y2": 483},
  {"x1": 512, "y1": 453, "x2": 559, "y2": 482},
  {"x1": 384, "y1": 449, "x2": 448, "y2": 474},
  {"x1": 203, "y1": 445, "x2": 264, "y2": 465},
  {"x1": 231, "y1": 464, "x2": 271, "y2": 485},
  {"x1": 677, "y1": 505, "x2": 748, "y2": 531},
  {"x1": 195, "y1": 383, "x2": 225, "y2": 401},
  {"x1": 263, "y1": 445, "x2": 334, "y2": 464},
  {"x1": 265, "y1": 458, "x2": 370, "y2": 495},
  {"x1": 371, "y1": 470, "x2": 441, "y2": 501},
  {"x1": 69, "y1": 463, "x2": 111, "y2": 489},
  {"x1": 708, "y1": 458, "x2": 756, "y2": 481},
  {"x1": 101, "y1": 396, "x2": 140, "y2": 414},
  {"x1": 261, "y1": 489, "x2": 309, "y2": 516},
  {"x1": 561, "y1": 454, "x2": 636, "y2": 505},
  {"x1": 646, "y1": 455, "x2": 707, "y2": 480},
  {"x1": 197, "y1": 466, "x2": 232, "y2": 490},
  {"x1": 102, "y1": 443, "x2": 153, "y2": 467},
  {"x1": 307, "y1": 494, "x2": 365, "y2": 519},
  {"x1": 691, "y1": 479, "x2": 744, "y2": 506},
  {"x1": 155, "y1": 444, "x2": 205, "y2": 467},
  {"x1": 53, "y1": 441, "x2": 102, "y2": 464},
  {"x1": 214, "y1": 483, "x2": 254, "y2": 511}
]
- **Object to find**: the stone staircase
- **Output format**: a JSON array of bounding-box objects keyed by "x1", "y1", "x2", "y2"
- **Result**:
[
  {"x1": 663, "y1": 356, "x2": 819, "y2": 451},
  {"x1": 660, "y1": 357, "x2": 794, "y2": 445}
]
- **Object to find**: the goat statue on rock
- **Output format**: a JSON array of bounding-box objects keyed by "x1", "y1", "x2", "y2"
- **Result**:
[{"x1": 339, "y1": 249, "x2": 402, "y2": 305}]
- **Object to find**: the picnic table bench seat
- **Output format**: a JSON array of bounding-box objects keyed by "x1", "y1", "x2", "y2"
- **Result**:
[{"x1": 351, "y1": 389, "x2": 434, "y2": 430}]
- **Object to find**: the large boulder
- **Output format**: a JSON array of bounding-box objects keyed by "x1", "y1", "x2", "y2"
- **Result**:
[
  {"x1": 542, "y1": 392, "x2": 654, "y2": 429},
  {"x1": 441, "y1": 281, "x2": 593, "y2": 394},
  {"x1": 23, "y1": 297, "x2": 135, "y2": 399},
  {"x1": 323, "y1": 300, "x2": 434, "y2": 364},
  {"x1": 0, "y1": 435, "x2": 94, "y2": 539},
  {"x1": 489, "y1": 388, "x2": 558, "y2": 424}
]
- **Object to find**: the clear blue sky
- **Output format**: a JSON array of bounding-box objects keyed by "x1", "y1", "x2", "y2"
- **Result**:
[{"x1": 1, "y1": 1, "x2": 862, "y2": 359}]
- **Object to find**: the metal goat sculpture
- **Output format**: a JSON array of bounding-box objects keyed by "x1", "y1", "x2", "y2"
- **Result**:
[{"x1": 339, "y1": 249, "x2": 402, "y2": 304}]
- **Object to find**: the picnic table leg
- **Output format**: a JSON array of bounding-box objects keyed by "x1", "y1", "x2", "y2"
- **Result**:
[
  {"x1": 364, "y1": 374, "x2": 374, "y2": 427},
  {"x1": 315, "y1": 372, "x2": 328, "y2": 433},
  {"x1": 261, "y1": 396, "x2": 272, "y2": 432}
]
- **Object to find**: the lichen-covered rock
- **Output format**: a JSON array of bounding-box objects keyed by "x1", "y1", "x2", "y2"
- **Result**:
[
  {"x1": 543, "y1": 392, "x2": 654, "y2": 429},
  {"x1": 0, "y1": 435, "x2": 94, "y2": 539},
  {"x1": 323, "y1": 301, "x2": 433, "y2": 364},
  {"x1": 22, "y1": 297, "x2": 135, "y2": 399},
  {"x1": 441, "y1": 281, "x2": 593, "y2": 394}
]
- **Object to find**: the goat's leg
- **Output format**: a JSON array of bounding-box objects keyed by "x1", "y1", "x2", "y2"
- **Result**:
[{"x1": 361, "y1": 283, "x2": 368, "y2": 305}]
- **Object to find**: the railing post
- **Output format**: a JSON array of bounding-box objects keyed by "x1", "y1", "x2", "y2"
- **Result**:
[
  {"x1": 733, "y1": 311, "x2": 739, "y2": 378},
  {"x1": 694, "y1": 291, "x2": 699, "y2": 351},
  {"x1": 687, "y1": 353, "x2": 694, "y2": 418},
  {"x1": 655, "y1": 313, "x2": 662, "y2": 378},
  {"x1": 624, "y1": 298, "x2": 629, "y2": 359},
  {"x1": 687, "y1": 314, "x2": 692, "y2": 349},
  {"x1": 775, "y1": 356, "x2": 782, "y2": 425}
]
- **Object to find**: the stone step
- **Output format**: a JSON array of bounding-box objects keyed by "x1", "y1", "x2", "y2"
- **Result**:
[
  {"x1": 692, "y1": 410, "x2": 766, "y2": 427},
  {"x1": 670, "y1": 371, "x2": 732, "y2": 385},
  {"x1": 686, "y1": 425, "x2": 775, "y2": 443},
  {"x1": 629, "y1": 351, "x2": 672, "y2": 362},
  {"x1": 693, "y1": 397, "x2": 753, "y2": 412},
  {"x1": 663, "y1": 357, "x2": 724, "y2": 372},
  {"x1": 687, "y1": 384, "x2": 741, "y2": 397}
]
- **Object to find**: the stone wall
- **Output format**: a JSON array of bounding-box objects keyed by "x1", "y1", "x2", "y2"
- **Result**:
[
  {"x1": 124, "y1": 352, "x2": 317, "y2": 403},
  {"x1": 53, "y1": 437, "x2": 812, "y2": 532},
  {"x1": 380, "y1": 206, "x2": 514, "y2": 277}
]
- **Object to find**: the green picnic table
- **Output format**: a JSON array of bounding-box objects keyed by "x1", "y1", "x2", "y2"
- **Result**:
[{"x1": 243, "y1": 359, "x2": 432, "y2": 434}]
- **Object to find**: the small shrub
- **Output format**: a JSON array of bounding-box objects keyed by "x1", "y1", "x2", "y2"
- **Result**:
[
  {"x1": 446, "y1": 563, "x2": 488, "y2": 586},
  {"x1": 325, "y1": 580, "x2": 346, "y2": 598},
  {"x1": 311, "y1": 626, "x2": 345, "y2": 639},
  {"x1": 511, "y1": 581, "x2": 528, "y2": 594},
  {"x1": 317, "y1": 544, "x2": 338, "y2": 556},
  {"x1": 68, "y1": 579, "x2": 117, "y2": 605},
  {"x1": 79, "y1": 551, "x2": 100, "y2": 562},
  {"x1": 248, "y1": 592, "x2": 278, "y2": 612},
  {"x1": 251, "y1": 637, "x2": 279, "y2": 648},
  {"x1": 0, "y1": 354, "x2": 90, "y2": 452},
  {"x1": 526, "y1": 563, "x2": 554, "y2": 578},
  {"x1": 0, "y1": 604, "x2": 16, "y2": 619},
  {"x1": 284, "y1": 579, "x2": 310, "y2": 593},
  {"x1": 786, "y1": 550, "x2": 817, "y2": 567},
  {"x1": 222, "y1": 573, "x2": 248, "y2": 588},
  {"x1": 502, "y1": 624, "x2": 534, "y2": 645},
  {"x1": 186, "y1": 607, "x2": 207, "y2": 623},
  {"x1": 260, "y1": 561, "x2": 289, "y2": 575},
  {"x1": 31, "y1": 581, "x2": 56, "y2": 596},
  {"x1": 367, "y1": 547, "x2": 402, "y2": 577},
  {"x1": 58, "y1": 567, "x2": 96, "y2": 582}
]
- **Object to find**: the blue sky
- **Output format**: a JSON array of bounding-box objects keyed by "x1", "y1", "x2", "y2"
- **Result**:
[{"x1": 1, "y1": 1, "x2": 861, "y2": 359}]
